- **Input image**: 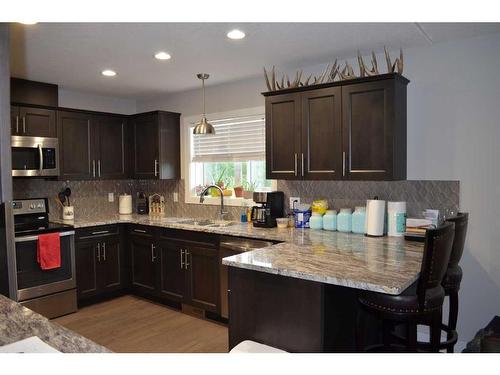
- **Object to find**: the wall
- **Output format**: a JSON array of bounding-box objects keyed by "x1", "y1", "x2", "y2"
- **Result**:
[
  {"x1": 59, "y1": 88, "x2": 137, "y2": 114},
  {"x1": 136, "y1": 32, "x2": 500, "y2": 342}
]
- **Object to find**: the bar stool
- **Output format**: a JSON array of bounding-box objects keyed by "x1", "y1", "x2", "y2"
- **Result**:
[{"x1": 356, "y1": 222, "x2": 455, "y2": 353}]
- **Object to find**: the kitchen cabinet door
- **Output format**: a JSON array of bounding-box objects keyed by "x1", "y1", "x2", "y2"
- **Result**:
[
  {"x1": 11, "y1": 106, "x2": 19, "y2": 135},
  {"x1": 75, "y1": 241, "x2": 99, "y2": 300},
  {"x1": 95, "y1": 115, "x2": 128, "y2": 179},
  {"x1": 158, "y1": 240, "x2": 186, "y2": 302},
  {"x1": 130, "y1": 236, "x2": 157, "y2": 293},
  {"x1": 342, "y1": 80, "x2": 396, "y2": 180},
  {"x1": 132, "y1": 113, "x2": 159, "y2": 179},
  {"x1": 301, "y1": 87, "x2": 342, "y2": 180},
  {"x1": 57, "y1": 111, "x2": 95, "y2": 180},
  {"x1": 265, "y1": 93, "x2": 302, "y2": 180},
  {"x1": 186, "y1": 245, "x2": 219, "y2": 313},
  {"x1": 19, "y1": 107, "x2": 57, "y2": 137},
  {"x1": 98, "y1": 237, "x2": 122, "y2": 293}
]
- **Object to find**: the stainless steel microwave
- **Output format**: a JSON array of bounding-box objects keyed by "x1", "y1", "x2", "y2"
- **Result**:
[{"x1": 11, "y1": 136, "x2": 59, "y2": 177}]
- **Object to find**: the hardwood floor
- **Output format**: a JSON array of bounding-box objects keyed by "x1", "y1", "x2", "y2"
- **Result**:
[{"x1": 54, "y1": 295, "x2": 229, "y2": 353}]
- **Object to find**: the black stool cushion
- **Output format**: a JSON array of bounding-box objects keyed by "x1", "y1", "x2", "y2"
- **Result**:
[
  {"x1": 359, "y1": 281, "x2": 445, "y2": 317},
  {"x1": 442, "y1": 265, "x2": 463, "y2": 291}
]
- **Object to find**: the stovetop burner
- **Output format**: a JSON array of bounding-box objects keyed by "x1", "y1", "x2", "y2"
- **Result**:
[{"x1": 15, "y1": 222, "x2": 74, "y2": 236}]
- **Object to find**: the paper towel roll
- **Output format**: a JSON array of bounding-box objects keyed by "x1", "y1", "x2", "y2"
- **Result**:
[
  {"x1": 387, "y1": 201, "x2": 407, "y2": 237},
  {"x1": 365, "y1": 199, "x2": 386, "y2": 237},
  {"x1": 119, "y1": 194, "x2": 132, "y2": 215}
]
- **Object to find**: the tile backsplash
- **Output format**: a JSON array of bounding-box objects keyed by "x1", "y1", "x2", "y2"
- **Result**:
[{"x1": 13, "y1": 178, "x2": 459, "y2": 221}]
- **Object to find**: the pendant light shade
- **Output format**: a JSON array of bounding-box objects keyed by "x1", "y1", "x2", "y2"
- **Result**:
[{"x1": 193, "y1": 73, "x2": 215, "y2": 135}]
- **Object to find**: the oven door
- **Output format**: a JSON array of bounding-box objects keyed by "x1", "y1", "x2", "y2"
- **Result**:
[
  {"x1": 15, "y1": 230, "x2": 76, "y2": 301},
  {"x1": 11, "y1": 136, "x2": 59, "y2": 177}
]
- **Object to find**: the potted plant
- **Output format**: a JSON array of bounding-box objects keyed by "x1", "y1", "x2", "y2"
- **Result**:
[
  {"x1": 234, "y1": 185, "x2": 244, "y2": 198},
  {"x1": 243, "y1": 180, "x2": 258, "y2": 200},
  {"x1": 210, "y1": 168, "x2": 226, "y2": 197},
  {"x1": 222, "y1": 176, "x2": 234, "y2": 197}
]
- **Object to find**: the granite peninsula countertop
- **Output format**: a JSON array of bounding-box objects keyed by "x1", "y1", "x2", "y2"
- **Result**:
[
  {"x1": 0, "y1": 294, "x2": 110, "y2": 352},
  {"x1": 53, "y1": 214, "x2": 424, "y2": 295}
]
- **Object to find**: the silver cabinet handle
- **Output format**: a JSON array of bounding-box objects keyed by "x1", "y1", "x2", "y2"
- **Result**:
[
  {"x1": 151, "y1": 244, "x2": 156, "y2": 262},
  {"x1": 301, "y1": 153, "x2": 304, "y2": 177},
  {"x1": 22, "y1": 117, "x2": 26, "y2": 134},
  {"x1": 184, "y1": 250, "x2": 190, "y2": 269},
  {"x1": 91, "y1": 230, "x2": 109, "y2": 235},
  {"x1": 15, "y1": 116, "x2": 19, "y2": 134},
  {"x1": 92, "y1": 160, "x2": 96, "y2": 178},
  {"x1": 342, "y1": 151, "x2": 346, "y2": 177},
  {"x1": 133, "y1": 229, "x2": 147, "y2": 234},
  {"x1": 102, "y1": 242, "x2": 106, "y2": 261},
  {"x1": 98, "y1": 160, "x2": 101, "y2": 177},
  {"x1": 154, "y1": 159, "x2": 159, "y2": 177},
  {"x1": 97, "y1": 242, "x2": 101, "y2": 262},
  {"x1": 180, "y1": 249, "x2": 184, "y2": 269},
  {"x1": 294, "y1": 153, "x2": 298, "y2": 176}
]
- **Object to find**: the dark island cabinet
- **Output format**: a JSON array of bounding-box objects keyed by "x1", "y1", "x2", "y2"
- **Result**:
[
  {"x1": 131, "y1": 111, "x2": 181, "y2": 180},
  {"x1": 58, "y1": 111, "x2": 128, "y2": 180},
  {"x1": 264, "y1": 73, "x2": 408, "y2": 181},
  {"x1": 11, "y1": 105, "x2": 56, "y2": 137},
  {"x1": 75, "y1": 225, "x2": 125, "y2": 304}
]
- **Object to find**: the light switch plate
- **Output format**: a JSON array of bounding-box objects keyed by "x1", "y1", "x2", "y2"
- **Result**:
[
  {"x1": 108, "y1": 193, "x2": 114, "y2": 202},
  {"x1": 289, "y1": 197, "x2": 300, "y2": 209},
  {"x1": 173, "y1": 192, "x2": 178, "y2": 202}
]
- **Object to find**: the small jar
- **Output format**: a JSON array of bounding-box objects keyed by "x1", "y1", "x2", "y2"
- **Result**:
[
  {"x1": 352, "y1": 206, "x2": 366, "y2": 234},
  {"x1": 309, "y1": 212, "x2": 324, "y2": 230},
  {"x1": 337, "y1": 208, "x2": 352, "y2": 232},
  {"x1": 323, "y1": 210, "x2": 337, "y2": 231}
]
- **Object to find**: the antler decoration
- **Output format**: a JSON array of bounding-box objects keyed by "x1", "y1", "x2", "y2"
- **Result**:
[{"x1": 263, "y1": 48, "x2": 403, "y2": 91}]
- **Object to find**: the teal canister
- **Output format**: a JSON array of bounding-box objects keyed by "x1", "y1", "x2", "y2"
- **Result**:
[
  {"x1": 352, "y1": 206, "x2": 367, "y2": 234},
  {"x1": 323, "y1": 210, "x2": 337, "y2": 231},
  {"x1": 337, "y1": 208, "x2": 352, "y2": 232},
  {"x1": 309, "y1": 212, "x2": 324, "y2": 230}
]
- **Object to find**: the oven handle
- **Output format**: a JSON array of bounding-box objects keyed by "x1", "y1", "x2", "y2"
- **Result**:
[
  {"x1": 38, "y1": 144, "x2": 44, "y2": 172},
  {"x1": 15, "y1": 230, "x2": 75, "y2": 243}
]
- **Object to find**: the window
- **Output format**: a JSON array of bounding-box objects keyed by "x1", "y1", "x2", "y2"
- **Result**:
[{"x1": 184, "y1": 109, "x2": 275, "y2": 206}]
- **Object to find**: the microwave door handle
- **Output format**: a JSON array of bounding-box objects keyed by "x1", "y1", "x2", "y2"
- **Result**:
[{"x1": 38, "y1": 144, "x2": 43, "y2": 172}]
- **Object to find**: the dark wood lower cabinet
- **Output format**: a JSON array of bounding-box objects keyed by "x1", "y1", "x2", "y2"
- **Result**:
[
  {"x1": 130, "y1": 235, "x2": 157, "y2": 293},
  {"x1": 187, "y1": 245, "x2": 219, "y2": 312},
  {"x1": 158, "y1": 240, "x2": 186, "y2": 302},
  {"x1": 75, "y1": 231, "x2": 125, "y2": 303}
]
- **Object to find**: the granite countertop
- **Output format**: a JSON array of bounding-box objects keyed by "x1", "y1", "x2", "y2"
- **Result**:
[
  {"x1": 53, "y1": 214, "x2": 424, "y2": 295},
  {"x1": 0, "y1": 294, "x2": 110, "y2": 352}
]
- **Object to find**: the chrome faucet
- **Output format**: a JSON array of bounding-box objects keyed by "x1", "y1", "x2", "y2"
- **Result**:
[{"x1": 199, "y1": 185, "x2": 228, "y2": 221}]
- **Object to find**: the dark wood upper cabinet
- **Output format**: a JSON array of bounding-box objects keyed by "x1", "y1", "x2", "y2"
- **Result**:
[
  {"x1": 94, "y1": 115, "x2": 128, "y2": 179},
  {"x1": 301, "y1": 87, "x2": 342, "y2": 180},
  {"x1": 131, "y1": 111, "x2": 180, "y2": 180},
  {"x1": 11, "y1": 106, "x2": 56, "y2": 137},
  {"x1": 265, "y1": 93, "x2": 301, "y2": 180},
  {"x1": 11, "y1": 77, "x2": 58, "y2": 107},
  {"x1": 263, "y1": 74, "x2": 408, "y2": 181},
  {"x1": 57, "y1": 110, "x2": 93, "y2": 180}
]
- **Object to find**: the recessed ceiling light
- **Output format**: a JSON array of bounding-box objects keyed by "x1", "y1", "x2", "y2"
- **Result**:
[
  {"x1": 227, "y1": 29, "x2": 245, "y2": 40},
  {"x1": 18, "y1": 21, "x2": 38, "y2": 25},
  {"x1": 101, "y1": 70, "x2": 117, "y2": 77},
  {"x1": 154, "y1": 52, "x2": 171, "y2": 60}
]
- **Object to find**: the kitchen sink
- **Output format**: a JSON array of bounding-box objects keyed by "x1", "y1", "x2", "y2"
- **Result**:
[{"x1": 176, "y1": 219, "x2": 238, "y2": 227}]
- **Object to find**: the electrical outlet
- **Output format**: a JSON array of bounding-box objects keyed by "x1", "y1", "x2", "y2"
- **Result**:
[
  {"x1": 289, "y1": 197, "x2": 300, "y2": 209},
  {"x1": 108, "y1": 193, "x2": 114, "y2": 202},
  {"x1": 173, "y1": 192, "x2": 178, "y2": 202}
]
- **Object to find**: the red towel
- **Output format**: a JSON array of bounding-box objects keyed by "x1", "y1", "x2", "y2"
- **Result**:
[{"x1": 37, "y1": 232, "x2": 61, "y2": 270}]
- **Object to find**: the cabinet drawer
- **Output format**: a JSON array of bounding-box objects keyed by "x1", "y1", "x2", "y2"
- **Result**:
[
  {"x1": 129, "y1": 224, "x2": 156, "y2": 238},
  {"x1": 160, "y1": 228, "x2": 219, "y2": 248},
  {"x1": 76, "y1": 225, "x2": 119, "y2": 241}
]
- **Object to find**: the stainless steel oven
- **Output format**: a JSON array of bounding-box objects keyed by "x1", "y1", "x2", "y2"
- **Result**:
[{"x1": 11, "y1": 136, "x2": 59, "y2": 177}]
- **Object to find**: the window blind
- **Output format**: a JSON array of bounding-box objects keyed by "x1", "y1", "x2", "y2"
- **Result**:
[{"x1": 192, "y1": 114, "x2": 265, "y2": 162}]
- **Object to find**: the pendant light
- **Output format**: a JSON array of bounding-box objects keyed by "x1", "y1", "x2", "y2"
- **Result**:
[{"x1": 193, "y1": 73, "x2": 215, "y2": 135}]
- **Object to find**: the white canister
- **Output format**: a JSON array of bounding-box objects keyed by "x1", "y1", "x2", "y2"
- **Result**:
[
  {"x1": 62, "y1": 206, "x2": 74, "y2": 221},
  {"x1": 387, "y1": 201, "x2": 407, "y2": 237},
  {"x1": 365, "y1": 199, "x2": 386, "y2": 237},
  {"x1": 119, "y1": 194, "x2": 133, "y2": 215}
]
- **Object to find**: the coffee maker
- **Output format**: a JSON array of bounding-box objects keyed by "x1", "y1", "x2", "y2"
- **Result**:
[{"x1": 251, "y1": 191, "x2": 285, "y2": 228}]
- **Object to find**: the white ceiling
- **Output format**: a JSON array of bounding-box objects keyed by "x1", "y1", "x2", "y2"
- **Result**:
[{"x1": 10, "y1": 22, "x2": 500, "y2": 99}]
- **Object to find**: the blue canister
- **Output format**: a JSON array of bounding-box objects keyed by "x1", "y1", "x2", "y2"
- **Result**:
[
  {"x1": 294, "y1": 208, "x2": 312, "y2": 228},
  {"x1": 352, "y1": 206, "x2": 366, "y2": 234},
  {"x1": 337, "y1": 208, "x2": 352, "y2": 232},
  {"x1": 309, "y1": 212, "x2": 323, "y2": 230},
  {"x1": 323, "y1": 210, "x2": 337, "y2": 231}
]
